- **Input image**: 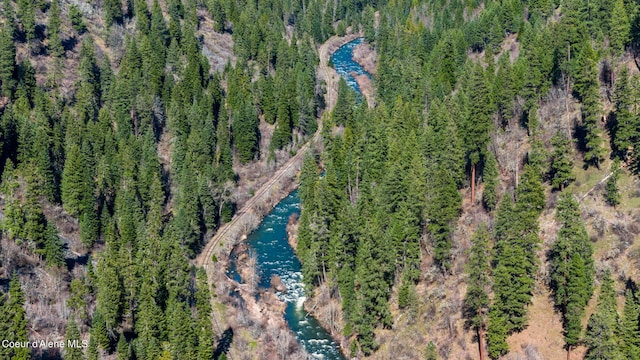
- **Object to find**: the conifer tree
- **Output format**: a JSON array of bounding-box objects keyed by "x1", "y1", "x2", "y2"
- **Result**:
[
  {"x1": 69, "y1": 5, "x2": 87, "y2": 34},
  {"x1": 117, "y1": 332, "x2": 130, "y2": 360},
  {"x1": 463, "y1": 64, "x2": 494, "y2": 204},
  {"x1": 86, "y1": 332, "x2": 99, "y2": 360},
  {"x1": 134, "y1": 0, "x2": 150, "y2": 34},
  {"x1": 549, "y1": 193, "x2": 594, "y2": 358},
  {"x1": 104, "y1": 0, "x2": 123, "y2": 27},
  {"x1": 0, "y1": 23, "x2": 16, "y2": 99},
  {"x1": 584, "y1": 271, "x2": 623, "y2": 360},
  {"x1": 0, "y1": 293, "x2": 12, "y2": 359},
  {"x1": 90, "y1": 309, "x2": 111, "y2": 350},
  {"x1": 610, "y1": 0, "x2": 630, "y2": 55},
  {"x1": 482, "y1": 150, "x2": 498, "y2": 211},
  {"x1": 549, "y1": 133, "x2": 575, "y2": 191},
  {"x1": 1, "y1": 0, "x2": 16, "y2": 35},
  {"x1": 150, "y1": 0, "x2": 169, "y2": 46},
  {"x1": 577, "y1": 43, "x2": 604, "y2": 167},
  {"x1": 613, "y1": 67, "x2": 638, "y2": 159},
  {"x1": 17, "y1": 0, "x2": 35, "y2": 42},
  {"x1": 233, "y1": 99, "x2": 259, "y2": 163},
  {"x1": 65, "y1": 318, "x2": 84, "y2": 360},
  {"x1": 604, "y1": 158, "x2": 622, "y2": 207},
  {"x1": 7, "y1": 273, "x2": 30, "y2": 360},
  {"x1": 464, "y1": 225, "x2": 492, "y2": 360},
  {"x1": 48, "y1": 0, "x2": 64, "y2": 59},
  {"x1": 487, "y1": 308, "x2": 509, "y2": 359},
  {"x1": 167, "y1": 299, "x2": 197, "y2": 360},
  {"x1": 427, "y1": 164, "x2": 461, "y2": 272},
  {"x1": 620, "y1": 288, "x2": 640, "y2": 359},
  {"x1": 195, "y1": 269, "x2": 214, "y2": 360}
]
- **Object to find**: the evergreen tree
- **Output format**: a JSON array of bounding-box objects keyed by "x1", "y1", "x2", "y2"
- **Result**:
[
  {"x1": 610, "y1": 0, "x2": 630, "y2": 55},
  {"x1": 584, "y1": 271, "x2": 623, "y2": 360},
  {"x1": 167, "y1": 299, "x2": 197, "y2": 360},
  {"x1": 482, "y1": 150, "x2": 498, "y2": 211},
  {"x1": 117, "y1": 332, "x2": 131, "y2": 360},
  {"x1": 0, "y1": 293, "x2": 11, "y2": 360},
  {"x1": 104, "y1": 0, "x2": 123, "y2": 27},
  {"x1": 604, "y1": 158, "x2": 622, "y2": 207},
  {"x1": 620, "y1": 288, "x2": 640, "y2": 359},
  {"x1": 195, "y1": 269, "x2": 214, "y2": 360},
  {"x1": 613, "y1": 67, "x2": 638, "y2": 159},
  {"x1": 487, "y1": 308, "x2": 509, "y2": 359},
  {"x1": 463, "y1": 225, "x2": 492, "y2": 360},
  {"x1": 64, "y1": 318, "x2": 84, "y2": 360},
  {"x1": 463, "y1": 64, "x2": 494, "y2": 204},
  {"x1": 563, "y1": 254, "x2": 590, "y2": 353},
  {"x1": 1, "y1": 0, "x2": 15, "y2": 36},
  {"x1": 86, "y1": 333, "x2": 99, "y2": 360},
  {"x1": 577, "y1": 43, "x2": 604, "y2": 167},
  {"x1": 134, "y1": 0, "x2": 150, "y2": 34},
  {"x1": 0, "y1": 23, "x2": 16, "y2": 99},
  {"x1": 48, "y1": 0, "x2": 64, "y2": 59},
  {"x1": 549, "y1": 133, "x2": 575, "y2": 191},
  {"x1": 17, "y1": 0, "x2": 35, "y2": 42},
  {"x1": 69, "y1": 5, "x2": 87, "y2": 34},
  {"x1": 352, "y1": 216, "x2": 392, "y2": 356},
  {"x1": 427, "y1": 164, "x2": 461, "y2": 272},
  {"x1": 233, "y1": 100, "x2": 259, "y2": 163},
  {"x1": 7, "y1": 273, "x2": 30, "y2": 360},
  {"x1": 425, "y1": 341, "x2": 438, "y2": 360}
]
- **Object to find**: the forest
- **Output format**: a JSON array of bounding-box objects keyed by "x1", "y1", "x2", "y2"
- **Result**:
[{"x1": 0, "y1": 0, "x2": 639, "y2": 358}]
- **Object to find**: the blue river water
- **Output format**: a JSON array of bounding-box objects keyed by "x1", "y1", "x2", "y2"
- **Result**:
[
  {"x1": 227, "y1": 38, "x2": 368, "y2": 359},
  {"x1": 331, "y1": 37, "x2": 370, "y2": 94},
  {"x1": 242, "y1": 191, "x2": 345, "y2": 359}
]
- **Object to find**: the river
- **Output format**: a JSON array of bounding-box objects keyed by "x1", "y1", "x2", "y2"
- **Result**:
[{"x1": 228, "y1": 37, "x2": 368, "y2": 359}]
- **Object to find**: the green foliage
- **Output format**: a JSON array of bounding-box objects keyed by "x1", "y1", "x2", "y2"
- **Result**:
[
  {"x1": 116, "y1": 332, "x2": 131, "y2": 360},
  {"x1": 462, "y1": 64, "x2": 494, "y2": 169},
  {"x1": 576, "y1": 43, "x2": 604, "y2": 167},
  {"x1": 17, "y1": 0, "x2": 35, "y2": 42},
  {"x1": 464, "y1": 225, "x2": 491, "y2": 332},
  {"x1": 104, "y1": 0, "x2": 123, "y2": 27},
  {"x1": 487, "y1": 308, "x2": 509, "y2": 359},
  {"x1": 610, "y1": 0, "x2": 631, "y2": 55},
  {"x1": 585, "y1": 271, "x2": 623, "y2": 360},
  {"x1": 604, "y1": 159, "x2": 622, "y2": 206},
  {"x1": 4, "y1": 274, "x2": 30, "y2": 360},
  {"x1": 65, "y1": 319, "x2": 84, "y2": 360},
  {"x1": 482, "y1": 150, "x2": 498, "y2": 211},
  {"x1": 0, "y1": 23, "x2": 16, "y2": 98},
  {"x1": 620, "y1": 288, "x2": 640, "y2": 359},
  {"x1": 612, "y1": 67, "x2": 639, "y2": 159},
  {"x1": 69, "y1": 5, "x2": 87, "y2": 34},
  {"x1": 549, "y1": 133, "x2": 575, "y2": 191},
  {"x1": 427, "y1": 164, "x2": 461, "y2": 271},
  {"x1": 424, "y1": 341, "x2": 438, "y2": 360},
  {"x1": 48, "y1": 0, "x2": 64, "y2": 58}
]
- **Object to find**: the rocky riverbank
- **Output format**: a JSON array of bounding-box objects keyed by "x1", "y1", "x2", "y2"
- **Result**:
[{"x1": 352, "y1": 42, "x2": 377, "y2": 75}]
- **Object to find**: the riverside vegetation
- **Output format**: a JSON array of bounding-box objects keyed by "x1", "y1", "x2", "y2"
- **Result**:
[{"x1": 0, "y1": 0, "x2": 640, "y2": 359}]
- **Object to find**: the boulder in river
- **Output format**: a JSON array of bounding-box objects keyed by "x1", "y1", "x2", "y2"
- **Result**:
[{"x1": 271, "y1": 275, "x2": 287, "y2": 293}]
